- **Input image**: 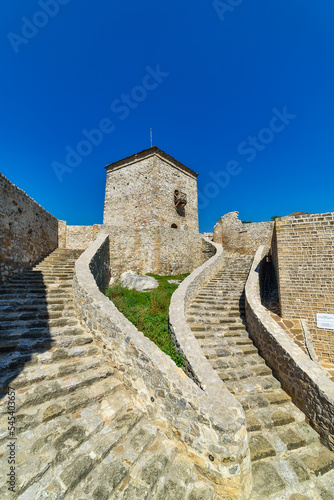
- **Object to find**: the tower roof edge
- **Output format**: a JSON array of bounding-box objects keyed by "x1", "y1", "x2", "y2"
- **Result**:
[{"x1": 105, "y1": 147, "x2": 199, "y2": 178}]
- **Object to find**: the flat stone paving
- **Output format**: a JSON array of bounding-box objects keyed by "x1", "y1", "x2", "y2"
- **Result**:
[
  {"x1": 186, "y1": 252, "x2": 334, "y2": 499},
  {"x1": 0, "y1": 249, "x2": 211, "y2": 499}
]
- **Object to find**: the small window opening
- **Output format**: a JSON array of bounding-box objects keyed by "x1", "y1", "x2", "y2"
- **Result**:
[
  {"x1": 171, "y1": 224, "x2": 178, "y2": 229},
  {"x1": 174, "y1": 190, "x2": 187, "y2": 217}
]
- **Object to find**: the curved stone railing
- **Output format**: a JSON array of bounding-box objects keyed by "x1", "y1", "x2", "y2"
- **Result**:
[
  {"x1": 245, "y1": 245, "x2": 334, "y2": 450},
  {"x1": 169, "y1": 240, "x2": 251, "y2": 494},
  {"x1": 73, "y1": 234, "x2": 252, "y2": 499}
]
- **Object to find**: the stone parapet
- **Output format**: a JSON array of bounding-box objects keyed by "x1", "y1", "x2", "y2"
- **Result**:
[
  {"x1": 245, "y1": 245, "x2": 334, "y2": 451},
  {"x1": 73, "y1": 234, "x2": 252, "y2": 499},
  {"x1": 169, "y1": 239, "x2": 251, "y2": 498}
]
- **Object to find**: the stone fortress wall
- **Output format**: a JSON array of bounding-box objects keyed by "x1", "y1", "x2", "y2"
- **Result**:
[
  {"x1": 59, "y1": 221, "x2": 215, "y2": 277},
  {"x1": 103, "y1": 147, "x2": 199, "y2": 231},
  {"x1": 0, "y1": 173, "x2": 58, "y2": 284},
  {"x1": 272, "y1": 212, "x2": 334, "y2": 363},
  {"x1": 213, "y1": 211, "x2": 274, "y2": 254}
]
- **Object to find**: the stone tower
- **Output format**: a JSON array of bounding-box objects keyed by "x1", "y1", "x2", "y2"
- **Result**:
[{"x1": 103, "y1": 147, "x2": 199, "y2": 231}]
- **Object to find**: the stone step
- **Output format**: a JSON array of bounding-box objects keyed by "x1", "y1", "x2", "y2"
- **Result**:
[
  {"x1": 11, "y1": 277, "x2": 73, "y2": 284},
  {"x1": 196, "y1": 291, "x2": 245, "y2": 296},
  {"x1": 0, "y1": 352, "x2": 109, "y2": 391},
  {"x1": 238, "y1": 390, "x2": 292, "y2": 411},
  {"x1": 193, "y1": 330, "x2": 250, "y2": 341},
  {"x1": 0, "y1": 296, "x2": 71, "y2": 307},
  {"x1": 36, "y1": 258, "x2": 79, "y2": 264},
  {"x1": 193, "y1": 297, "x2": 245, "y2": 303},
  {"x1": 244, "y1": 401, "x2": 307, "y2": 432},
  {"x1": 11, "y1": 407, "x2": 145, "y2": 498},
  {"x1": 0, "y1": 365, "x2": 114, "y2": 415},
  {"x1": 187, "y1": 311, "x2": 245, "y2": 320},
  {"x1": 0, "y1": 289, "x2": 72, "y2": 300},
  {"x1": 13, "y1": 270, "x2": 73, "y2": 276},
  {"x1": 213, "y1": 358, "x2": 271, "y2": 381},
  {"x1": 187, "y1": 315, "x2": 246, "y2": 326},
  {"x1": 225, "y1": 375, "x2": 282, "y2": 397},
  {"x1": 0, "y1": 331, "x2": 93, "y2": 355},
  {"x1": 6, "y1": 274, "x2": 73, "y2": 282},
  {"x1": 33, "y1": 268, "x2": 74, "y2": 272},
  {"x1": 206, "y1": 284, "x2": 245, "y2": 288},
  {"x1": 0, "y1": 338, "x2": 98, "y2": 375},
  {"x1": 0, "y1": 379, "x2": 127, "y2": 443},
  {"x1": 33, "y1": 263, "x2": 75, "y2": 267},
  {"x1": 0, "y1": 321, "x2": 85, "y2": 339},
  {"x1": 69, "y1": 428, "x2": 184, "y2": 500},
  {"x1": 0, "y1": 303, "x2": 75, "y2": 314},
  {"x1": 196, "y1": 336, "x2": 254, "y2": 349},
  {"x1": 1, "y1": 282, "x2": 72, "y2": 290},
  {"x1": 187, "y1": 304, "x2": 244, "y2": 311},
  {"x1": 0, "y1": 308, "x2": 75, "y2": 322},
  {"x1": 251, "y1": 453, "x2": 334, "y2": 499},
  {"x1": 203, "y1": 343, "x2": 259, "y2": 361},
  {"x1": 0, "y1": 388, "x2": 137, "y2": 499},
  {"x1": 189, "y1": 326, "x2": 248, "y2": 336},
  {"x1": 0, "y1": 316, "x2": 79, "y2": 332}
]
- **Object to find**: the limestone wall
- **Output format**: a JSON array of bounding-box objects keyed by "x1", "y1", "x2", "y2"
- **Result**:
[
  {"x1": 103, "y1": 149, "x2": 199, "y2": 231},
  {"x1": 63, "y1": 225, "x2": 97, "y2": 250},
  {"x1": 273, "y1": 213, "x2": 334, "y2": 362},
  {"x1": 59, "y1": 222, "x2": 215, "y2": 277},
  {"x1": 245, "y1": 245, "x2": 334, "y2": 451},
  {"x1": 213, "y1": 212, "x2": 273, "y2": 255},
  {"x1": 0, "y1": 173, "x2": 58, "y2": 284},
  {"x1": 73, "y1": 234, "x2": 252, "y2": 499}
]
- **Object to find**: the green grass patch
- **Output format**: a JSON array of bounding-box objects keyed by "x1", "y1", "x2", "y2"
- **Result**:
[{"x1": 105, "y1": 273, "x2": 189, "y2": 367}]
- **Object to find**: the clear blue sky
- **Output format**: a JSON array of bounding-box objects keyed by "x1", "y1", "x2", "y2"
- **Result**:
[{"x1": 1, "y1": 1, "x2": 334, "y2": 232}]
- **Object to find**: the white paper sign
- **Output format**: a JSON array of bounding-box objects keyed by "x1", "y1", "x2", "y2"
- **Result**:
[{"x1": 317, "y1": 314, "x2": 334, "y2": 330}]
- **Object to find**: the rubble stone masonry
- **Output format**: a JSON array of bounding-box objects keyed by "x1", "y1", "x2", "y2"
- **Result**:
[
  {"x1": 272, "y1": 213, "x2": 334, "y2": 362},
  {"x1": 59, "y1": 222, "x2": 215, "y2": 277},
  {"x1": 213, "y1": 211, "x2": 274, "y2": 254},
  {"x1": 0, "y1": 173, "x2": 58, "y2": 284},
  {"x1": 103, "y1": 148, "x2": 199, "y2": 231}
]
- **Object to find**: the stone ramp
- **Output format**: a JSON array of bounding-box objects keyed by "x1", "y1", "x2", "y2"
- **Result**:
[
  {"x1": 186, "y1": 253, "x2": 334, "y2": 499},
  {"x1": 0, "y1": 249, "x2": 212, "y2": 499}
]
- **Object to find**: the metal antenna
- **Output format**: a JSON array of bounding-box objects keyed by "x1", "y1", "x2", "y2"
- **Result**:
[{"x1": 150, "y1": 128, "x2": 153, "y2": 147}]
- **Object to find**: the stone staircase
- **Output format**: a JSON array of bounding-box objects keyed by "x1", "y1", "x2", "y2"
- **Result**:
[
  {"x1": 0, "y1": 249, "x2": 209, "y2": 500},
  {"x1": 186, "y1": 252, "x2": 334, "y2": 499}
]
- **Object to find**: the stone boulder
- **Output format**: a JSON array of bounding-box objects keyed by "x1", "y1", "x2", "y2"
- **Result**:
[{"x1": 120, "y1": 271, "x2": 159, "y2": 292}]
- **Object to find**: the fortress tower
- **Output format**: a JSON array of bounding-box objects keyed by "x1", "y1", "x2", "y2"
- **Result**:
[{"x1": 103, "y1": 147, "x2": 199, "y2": 231}]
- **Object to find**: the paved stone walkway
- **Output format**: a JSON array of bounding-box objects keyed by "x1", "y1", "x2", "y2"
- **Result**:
[
  {"x1": 0, "y1": 250, "x2": 212, "y2": 500},
  {"x1": 186, "y1": 252, "x2": 334, "y2": 499}
]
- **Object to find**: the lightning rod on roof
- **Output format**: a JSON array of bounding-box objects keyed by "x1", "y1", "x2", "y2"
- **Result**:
[{"x1": 150, "y1": 128, "x2": 153, "y2": 148}]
